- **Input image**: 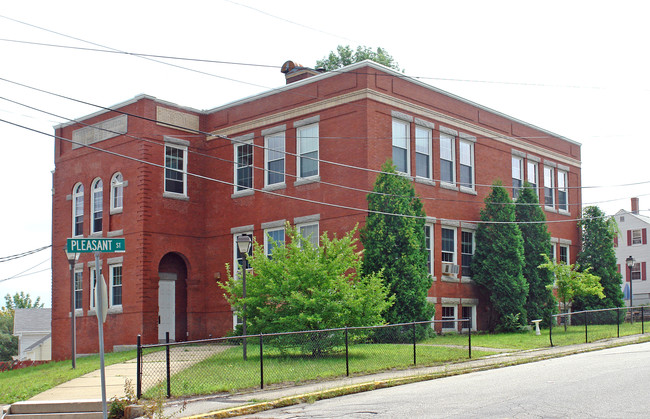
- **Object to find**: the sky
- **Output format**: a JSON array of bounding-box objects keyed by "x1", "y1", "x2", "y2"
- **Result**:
[{"x1": 1, "y1": 0, "x2": 648, "y2": 308}]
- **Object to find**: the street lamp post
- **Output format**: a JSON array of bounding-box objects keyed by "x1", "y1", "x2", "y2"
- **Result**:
[
  {"x1": 65, "y1": 249, "x2": 80, "y2": 369},
  {"x1": 626, "y1": 255, "x2": 635, "y2": 317},
  {"x1": 236, "y1": 235, "x2": 252, "y2": 361}
]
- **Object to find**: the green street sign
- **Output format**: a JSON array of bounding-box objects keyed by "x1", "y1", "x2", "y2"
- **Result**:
[{"x1": 67, "y1": 238, "x2": 126, "y2": 253}]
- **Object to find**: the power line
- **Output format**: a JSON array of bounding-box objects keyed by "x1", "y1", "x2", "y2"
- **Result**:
[{"x1": 0, "y1": 245, "x2": 51, "y2": 263}]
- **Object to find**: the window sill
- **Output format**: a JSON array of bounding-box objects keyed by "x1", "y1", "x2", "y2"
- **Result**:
[
  {"x1": 163, "y1": 192, "x2": 189, "y2": 201},
  {"x1": 89, "y1": 232, "x2": 102, "y2": 237},
  {"x1": 545, "y1": 206, "x2": 557, "y2": 213},
  {"x1": 461, "y1": 277, "x2": 474, "y2": 284},
  {"x1": 263, "y1": 183, "x2": 286, "y2": 192},
  {"x1": 430, "y1": 275, "x2": 438, "y2": 282},
  {"x1": 441, "y1": 275, "x2": 460, "y2": 283},
  {"x1": 231, "y1": 189, "x2": 254, "y2": 199},
  {"x1": 108, "y1": 306, "x2": 123, "y2": 314},
  {"x1": 415, "y1": 177, "x2": 436, "y2": 187},
  {"x1": 396, "y1": 172, "x2": 413, "y2": 180},
  {"x1": 68, "y1": 309, "x2": 84, "y2": 318},
  {"x1": 459, "y1": 186, "x2": 477, "y2": 195},
  {"x1": 110, "y1": 208, "x2": 123, "y2": 215},
  {"x1": 558, "y1": 209, "x2": 570, "y2": 216},
  {"x1": 440, "y1": 182, "x2": 458, "y2": 191},
  {"x1": 294, "y1": 176, "x2": 320, "y2": 187}
]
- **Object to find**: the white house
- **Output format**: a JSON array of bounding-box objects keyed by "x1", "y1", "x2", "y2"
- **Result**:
[
  {"x1": 614, "y1": 198, "x2": 649, "y2": 306},
  {"x1": 13, "y1": 308, "x2": 52, "y2": 361}
]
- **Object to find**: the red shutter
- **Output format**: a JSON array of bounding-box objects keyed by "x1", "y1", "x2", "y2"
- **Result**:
[
  {"x1": 626, "y1": 264, "x2": 630, "y2": 282},
  {"x1": 614, "y1": 235, "x2": 618, "y2": 247},
  {"x1": 643, "y1": 262, "x2": 647, "y2": 281},
  {"x1": 643, "y1": 228, "x2": 647, "y2": 245},
  {"x1": 617, "y1": 264, "x2": 621, "y2": 274},
  {"x1": 627, "y1": 230, "x2": 632, "y2": 246}
]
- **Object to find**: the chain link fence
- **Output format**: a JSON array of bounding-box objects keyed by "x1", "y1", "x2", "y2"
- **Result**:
[{"x1": 136, "y1": 319, "x2": 471, "y2": 399}]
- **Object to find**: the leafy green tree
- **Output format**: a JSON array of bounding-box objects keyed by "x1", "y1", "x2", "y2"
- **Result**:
[
  {"x1": 360, "y1": 160, "x2": 434, "y2": 329},
  {"x1": 539, "y1": 254, "x2": 605, "y2": 318},
  {"x1": 573, "y1": 206, "x2": 624, "y2": 310},
  {"x1": 316, "y1": 45, "x2": 402, "y2": 72},
  {"x1": 3, "y1": 292, "x2": 43, "y2": 310},
  {"x1": 221, "y1": 224, "x2": 393, "y2": 335},
  {"x1": 472, "y1": 182, "x2": 528, "y2": 332},
  {"x1": 515, "y1": 183, "x2": 556, "y2": 324}
]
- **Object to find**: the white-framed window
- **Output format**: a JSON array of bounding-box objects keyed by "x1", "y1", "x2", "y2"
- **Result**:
[
  {"x1": 392, "y1": 119, "x2": 410, "y2": 174},
  {"x1": 512, "y1": 156, "x2": 523, "y2": 198},
  {"x1": 558, "y1": 170, "x2": 568, "y2": 212},
  {"x1": 559, "y1": 245, "x2": 569, "y2": 264},
  {"x1": 441, "y1": 305, "x2": 457, "y2": 331},
  {"x1": 110, "y1": 172, "x2": 124, "y2": 213},
  {"x1": 265, "y1": 132, "x2": 285, "y2": 186},
  {"x1": 74, "y1": 268, "x2": 83, "y2": 310},
  {"x1": 298, "y1": 223, "x2": 319, "y2": 248},
  {"x1": 91, "y1": 178, "x2": 103, "y2": 234},
  {"x1": 425, "y1": 224, "x2": 434, "y2": 277},
  {"x1": 527, "y1": 161, "x2": 538, "y2": 190},
  {"x1": 631, "y1": 229, "x2": 643, "y2": 245},
  {"x1": 233, "y1": 232, "x2": 254, "y2": 280},
  {"x1": 265, "y1": 227, "x2": 285, "y2": 259},
  {"x1": 164, "y1": 142, "x2": 188, "y2": 196},
  {"x1": 631, "y1": 263, "x2": 642, "y2": 281},
  {"x1": 235, "y1": 141, "x2": 253, "y2": 192},
  {"x1": 441, "y1": 227, "x2": 456, "y2": 264},
  {"x1": 297, "y1": 123, "x2": 319, "y2": 178},
  {"x1": 72, "y1": 183, "x2": 84, "y2": 237},
  {"x1": 461, "y1": 230, "x2": 474, "y2": 277},
  {"x1": 415, "y1": 126, "x2": 432, "y2": 179},
  {"x1": 109, "y1": 264, "x2": 122, "y2": 307},
  {"x1": 90, "y1": 266, "x2": 102, "y2": 310},
  {"x1": 461, "y1": 305, "x2": 476, "y2": 331},
  {"x1": 459, "y1": 140, "x2": 474, "y2": 190},
  {"x1": 544, "y1": 166, "x2": 555, "y2": 208},
  {"x1": 440, "y1": 133, "x2": 455, "y2": 184}
]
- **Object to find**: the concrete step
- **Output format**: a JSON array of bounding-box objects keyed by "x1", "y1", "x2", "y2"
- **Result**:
[{"x1": 5, "y1": 400, "x2": 103, "y2": 418}]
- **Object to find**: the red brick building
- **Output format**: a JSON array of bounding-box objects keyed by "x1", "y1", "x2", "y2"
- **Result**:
[{"x1": 51, "y1": 60, "x2": 581, "y2": 359}]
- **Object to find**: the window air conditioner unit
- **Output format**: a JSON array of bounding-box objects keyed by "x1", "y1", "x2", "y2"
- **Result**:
[{"x1": 442, "y1": 263, "x2": 459, "y2": 275}]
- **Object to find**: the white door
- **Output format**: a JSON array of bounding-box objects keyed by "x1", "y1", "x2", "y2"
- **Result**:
[{"x1": 158, "y1": 276, "x2": 176, "y2": 342}]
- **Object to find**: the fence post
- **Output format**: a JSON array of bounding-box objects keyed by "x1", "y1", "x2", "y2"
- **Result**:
[
  {"x1": 549, "y1": 315, "x2": 553, "y2": 347},
  {"x1": 136, "y1": 335, "x2": 142, "y2": 399},
  {"x1": 412, "y1": 322, "x2": 416, "y2": 366},
  {"x1": 260, "y1": 333, "x2": 264, "y2": 389},
  {"x1": 617, "y1": 308, "x2": 620, "y2": 338},
  {"x1": 584, "y1": 311, "x2": 588, "y2": 343},
  {"x1": 642, "y1": 307, "x2": 645, "y2": 334},
  {"x1": 345, "y1": 328, "x2": 349, "y2": 377},
  {"x1": 468, "y1": 320, "x2": 472, "y2": 359},
  {"x1": 165, "y1": 332, "x2": 171, "y2": 398}
]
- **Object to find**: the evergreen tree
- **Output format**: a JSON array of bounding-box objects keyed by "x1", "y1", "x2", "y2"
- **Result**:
[
  {"x1": 472, "y1": 182, "x2": 528, "y2": 331},
  {"x1": 360, "y1": 160, "x2": 434, "y2": 327},
  {"x1": 316, "y1": 45, "x2": 403, "y2": 72},
  {"x1": 515, "y1": 184, "x2": 557, "y2": 324},
  {"x1": 574, "y1": 206, "x2": 624, "y2": 310}
]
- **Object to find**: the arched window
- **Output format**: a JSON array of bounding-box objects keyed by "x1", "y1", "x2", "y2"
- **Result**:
[
  {"x1": 110, "y1": 172, "x2": 124, "y2": 212},
  {"x1": 91, "y1": 178, "x2": 103, "y2": 234},
  {"x1": 72, "y1": 183, "x2": 84, "y2": 237}
]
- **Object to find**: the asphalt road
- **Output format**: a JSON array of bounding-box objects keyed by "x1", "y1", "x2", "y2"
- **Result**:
[{"x1": 244, "y1": 341, "x2": 650, "y2": 418}]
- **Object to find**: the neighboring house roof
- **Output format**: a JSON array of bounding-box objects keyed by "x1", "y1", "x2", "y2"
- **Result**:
[
  {"x1": 13, "y1": 308, "x2": 51, "y2": 334},
  {"x1": 614, "y1": 209, "x2": 650, "y2": 225}
]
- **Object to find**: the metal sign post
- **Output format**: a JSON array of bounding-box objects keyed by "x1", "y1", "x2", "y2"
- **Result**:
[{"x1": 67, "y1": 238, "x2": 124, "y2": 419}]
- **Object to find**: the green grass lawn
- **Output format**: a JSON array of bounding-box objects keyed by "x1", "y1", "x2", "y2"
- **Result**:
[{"x1": 0, "y1": 350, "x2": 138, "y2": 405}]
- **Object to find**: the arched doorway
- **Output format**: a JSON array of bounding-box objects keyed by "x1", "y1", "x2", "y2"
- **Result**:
[{"x1": 157, "y1": 252, "x2": 188, "y2": 342}]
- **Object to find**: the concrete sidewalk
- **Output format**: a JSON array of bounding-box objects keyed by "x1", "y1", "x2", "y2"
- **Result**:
[{"x1": 16, "y1": 334, "x2": 650, "y2": 418}]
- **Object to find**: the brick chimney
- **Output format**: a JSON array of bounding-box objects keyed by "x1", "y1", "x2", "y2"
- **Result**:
[
  {"x1": 631, "y1": 197, "x2": 639, "y2": 214},
  {"x1": 280, "y1": 60, "x2": 324, "y2": 84}
]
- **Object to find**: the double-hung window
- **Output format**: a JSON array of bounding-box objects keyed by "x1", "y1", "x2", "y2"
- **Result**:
[
  {"x1": 90, "y1": 266, "x2": 102, "y2": 311},
  {"x1": 631, "y1": 229, "x2": 644, "y2": 245},
  {"x1": 512, "y1": 156, "x2": 523, "y2": 198},
  {"x1": 425, "y1": 225, "x2": 434, "y2": 276},
  {"x1": 110, "y1": 264, "x2": 122, "y2": 307},
  {"x1": 110, "y1": 173, "x2": 124, "y2": 213},
  {"x1": 164, "y1": 139, "x2": 188, "y2": 197},
  {"x1": 544, "y1": 166, "x2": 555, "y2": 208},
  {"x1": 91, "y1": 178, "x2": 103, "y2": 234},
  {"x1": 631, "y1": 263, "x2": 641, "y2": 281},
  {"x1": 72, "y1": 183, "x2": 84, "y2": 237},
  {"x1": 392, "y1": 119, "x2": 410, "y2": 174},
  {"x1": 299, "y1": 223, "x2": 319, "y2": 248},
  {"x1": 527, "y1": 161, "x2": 538, "y2": 190},
  {"x1": 461, "y1": 231, "x2": 474, "y2": 277},
  {"x1": 235, "y1": 140, "x2": 253, "y2": 192},
  {"x1": 265, "y1": 227, "x2": 285, "y2": 259},
  {"x1": 297, "y1": 123, "x2": 319, "y2": 178},
  {"x1": 558, "y1": 170, "x2": 568, "y2": 212},
  {"x1": 415, "y1": 126, "x2": 431, "y2": 179},
  {"x1": 559, "y1": 245, "x2": 569, "y2": 264},
  {"x1": 441, "y1": 228, "x2": 456, "y2": 264},
  {"x1": 74, "y1": 269, "x2": 83, "y2": 310},
  {"x1": 440, "y1": 133, "x2": 455, "y2": 184},
  {"x1": 459, "y1": 139, "x2": 474, "y2": 189},
  {"x1": 442, "y1": 306, "x2": 457, "y2": 330},
  {"x1": 265, "y1": 132, "x2": 285, "y2": 186}
]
